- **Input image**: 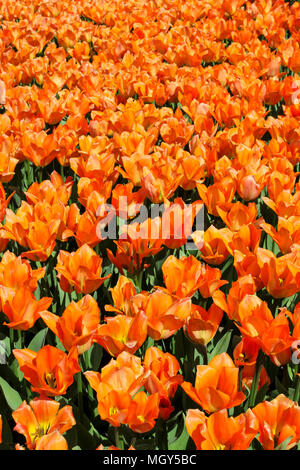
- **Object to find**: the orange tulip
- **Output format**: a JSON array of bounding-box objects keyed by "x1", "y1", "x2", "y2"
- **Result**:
[
  {"x1": 21, "y1": 219, "x2": 60, "y2": 262},
  {"x1": 126, "y1": 391, "x2": 160, "y2": 433},
  {"x1": 233, "y1": 336, "x2": 260, "y2": 367},
  {"x1": 25, "y1": 171, "x2": 73, "y2": 206},
  {"x1": 217, "y1": 202, "x2": 259, "y2": 232},
  {"x1": 181, "y1": 353, "x2": 245, "y2": 413},
  {"x1": 40, "y1": 295, "x2": 100, "y2": 354},
  {"x1": 186, "y1": 408, "x2": 258, "y2": 450},
  {"x1": 213, "y1": 274, "x2": 257, "y2": 321},
  {"x1": 196, "y1": 177, "x2": 236, "y2": 216},
  {"x1": 192, "y1": 226, "x2": 232, "y2": 265},
  {"x1": 162, "y1": 255, "x2": 227, "y2": 299},
  {"x1": 105, "y1": 275, "x2": 137, "y2": 315},
  {"x1": 260, "y1": 311, "x2": 294, "y2": 366},
  {"x1": 161, "y1": 198, "x2": 203, "y2": 250},
  {"x1": 0, "y1": 251, "x2": 45, "y2": 295},
  {"x1": 185, "y1": 303, "x2": 223, "y2": 346},
  {"x1": 94, "y1": 312, "x2": 148, "y2": 357},
  {"x1": 144, "y1": 289, "x2": 191, "y2": 340},
  {"x1": 13, "y1": 345, "x2": 81, "y2": 397},
  {"x1": 111, "y1": 182, "x2": 145, "y2": 219},
  {"x1": 236, "y1": 294, "x2": 274, "y2": 338},
  {"x1": 256, "y1": 247, "x2": 300, "y2": 298},
  {"x1": 84, "y1": 352, "x2": 159, "y2": 432},
  {"x1": 56, "y1": 244, "x2": 111, "y2": 294},
  {"x1": 140, "y1": 160, "x2": 183, "y2": 204},
  {"x1": 252, "y1": 394, "x2": 300, "y2": 450},
  {"x1": 260, "y1": 217, "x2": 300, "y2": 255},
  {"x1": 144, "y1": 347, "x2": 183, "y2": 420},
  {"x1": 2, "y1": 287, "x2": 52, "y2": 331},
  {"x1": 12, "y1": 398, "x2": 75, "y2": 450},
  {"x1": 107, "y1": 217, "x2": 164, "y2": 274}
]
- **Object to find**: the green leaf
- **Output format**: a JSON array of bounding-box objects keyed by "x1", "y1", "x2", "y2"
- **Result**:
[
  {"x1": 27, "y1": 328, "x2": 48, "y2": 352},
  {"x1": 89, "y1": 343, "x2": 103, "y2": 372},
  {"x1": 76, "y1": 422, "x2": 97, "y2": 450},
  {"x1": 0, "y1": 376, "x2": 22, "y2": 410},
  {"x1": 274, "y1": 436, "x2": 293, "y2": 450},
  {"x1": 208, "y1": 330, "x2": 232, "y2": 359},
  {"x1": 255, "y1": 382, "x2": 269, "y2": 404},
  {"x1": 168, "y1": 414, "x2": 189, "y2": 450},
  {"x1": 275, "y1": 377, "x2": 288, "y2": 395}
]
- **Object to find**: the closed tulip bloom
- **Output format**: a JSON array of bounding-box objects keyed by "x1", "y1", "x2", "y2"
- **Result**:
[{"x1": 181, "y1": 353, "x2": 245, "y2": 413}]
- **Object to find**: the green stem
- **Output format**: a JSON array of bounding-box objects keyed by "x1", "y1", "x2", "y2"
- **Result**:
[
  {"x1": 293, "y1": 373, "x2": 300, "y2": 403},
  {"x1": 114, "y1": 426, "x2": 123, "y2": 449},
  {"x1": 157, "y1": 419, "x2": 168, "y2": 451},
  {"x1": 249, "y1": 350, "x2": 264, "y2": 408},
  {"x1": 133, "y1": 270, "x2": 143, "y2": 292},
  {"x1": 77, "y1": 371, "x2": 84, "y2": 423}
]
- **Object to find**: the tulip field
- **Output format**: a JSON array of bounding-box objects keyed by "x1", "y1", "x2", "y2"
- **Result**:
[{"x1": 0, "y1": 0, "x2": 300, "y2": 452}]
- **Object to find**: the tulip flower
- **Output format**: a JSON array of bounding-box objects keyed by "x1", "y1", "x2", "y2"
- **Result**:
[
  {"x1": 0, "y1": 251, "x2": 45, "y2": 296},
  {"x1": 105, "y1": 275, "x2": 137, "y2": 315},
  {"x1": 107, "y1": 217, "x2": 164, "y2": 275},
  {"x1": 144, "y1": 347, "x2": 183, "y2": 420},
  {"x1": 84, "y1": 352, "x2": 159, "y2": 432},
  {"x1": 94, "y1": 311, "x2": 148, "y2": 356},
  {"x1": 161, "y1": 255, "x2": 227, "y2": 299},
  {"x1": 196, "y1": 177, "x2": 236, "y2": 216},
  {"x1": 2, "y1": 287, "x2": 52, "y2": 331},
  {"x1": 13, "y1": 345, "x2": 81, "y2": 397},
  {"x1": 217, "y1": 202, "x2": 259, "y2": 232},
  {"x1": 144, "y1": 289, "x2": 191, "y2": 340},
  {"x1": 185, "y1": 303, "x2": 223, "y2": 346},
  {"x1": 56, "y1": 244, "x2": 111, "y2": 294},
  {"x1": 252, "y1": 394, "x2": 300, "y2": 450},
  {"x1": 192, "y1": 226, "x2": 232, "y2": 265},
  {"x1": 185, "y1": 408, "x2": 259, "y2": 450},
  {"x1": 40, "y1": 295, "x2": 100, "y2": 354},
  {"x1": 12, "y1": 398, "x2": 75, "y2": 450},
  {"x1": 256, "y1": 247, "x2": 300, "y2": 298},
  {"x1": 181, "y1": 353, "x2": 245, "y2": 413}
]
